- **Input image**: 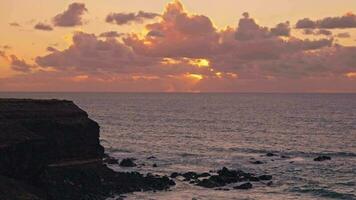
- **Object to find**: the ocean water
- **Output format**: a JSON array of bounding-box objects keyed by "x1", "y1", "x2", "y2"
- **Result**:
[{"x1": 1, "y1": 93, "x2": 355, "y2": 200}]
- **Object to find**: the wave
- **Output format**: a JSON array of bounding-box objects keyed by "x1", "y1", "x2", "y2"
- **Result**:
[
  {"x1": 290, "y1": 186, "x2": 356, "y2": 200},
  {"x1": 225, "y1": 147, "x2": 356, "y2": 157}
]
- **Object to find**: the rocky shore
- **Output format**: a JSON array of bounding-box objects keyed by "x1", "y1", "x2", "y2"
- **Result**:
[
  {"x1": 0, "y1": 99, "x2": 174, "y2": 200},
  {"x1": 1, "y1": 98, "x2": 336, "y2": 200}
]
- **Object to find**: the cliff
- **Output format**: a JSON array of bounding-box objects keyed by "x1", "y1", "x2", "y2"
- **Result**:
[{"x1": 0, "y1": 99, "x2": 174, "y2": 200}]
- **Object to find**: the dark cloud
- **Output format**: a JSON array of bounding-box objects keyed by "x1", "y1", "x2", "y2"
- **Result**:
[
  {"x1": 36, "y1": 32, "x2": 158, "y2": 73},
  {"x1": 99, "y1": 31, "x2": 123, "y2": 38},
  {"x1": 302, "y1": 29, "x2": 332, "y2": 36},
  {"x1": 53, "y1": 3, "x2": 87, "y2": 27},
  {"x1": 296, "y1": 13, "x2": 356, "y2": 29},
  {"x1": 10, "y1": 55, "x2": 35, "y2": 73},
  {"x1": 46, "y1": 47, "x2": 58, "y2": 52},
  {"x1": 9, "y1": 22, "x2": 21, "y2": 27},
  {"x1": 270, "y1": 21, "x2": 291, "y2": 36},
  {"x1": 336, "y1": 32, "x2": 351, "y2": 38},
  {"x1": 147, "y1": 30, "x2": 165, "y2": 37},
  {"x1": 7, "y1": 0, "x2": 354, "y2": 92},
  {"x1": 34, "y1": 23, "x2": 53, "y2": 31},
  {"x1": 106, "y1": 11, "x2": 160, "y2": 25}
]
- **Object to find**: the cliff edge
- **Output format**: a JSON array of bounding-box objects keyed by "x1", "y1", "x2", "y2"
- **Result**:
[{"x1": 0, "y1": 99, "x2": 174, "y2": 200}]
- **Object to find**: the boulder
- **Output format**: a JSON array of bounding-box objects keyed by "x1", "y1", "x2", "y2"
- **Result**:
[
  {"x1": 234, "y1": 182, "x2": 253, "y2": 190},
  {"x1": 119, "y1": 158, "x2": 137, "y2": 167},
  {"x1": 314, "y1": 156, "x2": 331, "y2": 162}
]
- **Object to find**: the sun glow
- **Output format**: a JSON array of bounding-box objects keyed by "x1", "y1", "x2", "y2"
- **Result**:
[
  {"x1": 189, "y1": 59, "x2": 210, "y2": 68},
  {"x1": 345, "y1": 72, "x2": 356, "y2": 79},
  {"x1": 185, "y1": 73, "x2": 203, "y2": 80}
]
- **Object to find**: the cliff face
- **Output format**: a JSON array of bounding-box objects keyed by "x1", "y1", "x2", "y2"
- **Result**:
[
  {"x1": 0, "y1": 99, "x2": 174, "y2": 200},
  {"x1": 0, "y1": 99, "x2": 104, "y2": 180}
]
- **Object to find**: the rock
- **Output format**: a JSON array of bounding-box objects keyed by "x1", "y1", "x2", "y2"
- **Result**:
[
  {"x1": 251, "y1": 160, "x2": 264, "y2": 165},
  {"x1": 0, "y1": 99, "x2": 175, "y2": 200},
  {"x1": 266, "y1": 181, "x2": 273, "y2": 186},
  {"x1": 152, "y1": 164, "x2": 158, "y2": 168},
  {"x1": 234, "y1": 182, "x2": 253, "y2": 190},
  {"x1": 266, "y1": 153, "x2": 277, "y2": 157},
  {"x1": 314, "y1": 156, "x2": 331, "y2": 162},
  {"x1": 103, "y1": 155, "x2": 119, "y2": 165},
  {"x1": 196, "y1": 178, "x2": 222, "y2": 188},
  {"x1": 147, "y1": 156, "x2": 157, "y2": 160},
  {"x1": 198, "y1": 172, "x2": 211, "y2": 178},
  {"x1": 248, "y1": 176, "x2": 260, "y2": 182},
  {"x1": 258, "y1": 175, "x2": 273, "y2": 181},
  {"x1": 182, "y1": 172, "x2": 199, "y2": 181},
  {"x1": 119, "y1": 158, "x2": 137, "y2": 167},
  {"x1": 170, "y1": 172, "x2": 181, "y2": 178}
]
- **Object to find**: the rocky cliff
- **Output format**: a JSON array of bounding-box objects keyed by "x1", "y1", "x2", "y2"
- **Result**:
[{"x1": 0, "y1": 99, "x2": 174, "y2": 200}]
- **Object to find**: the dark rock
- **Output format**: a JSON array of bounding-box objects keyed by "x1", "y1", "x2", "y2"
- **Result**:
[
  {"x1": 0, "y1": 99, "x2": 175, "y2": 200},
  {"x1": 266, "y1": 152, "x2": 277, "y2": 157},
  {"x1": 248, "y1": 176, "x2": 260, "y2": 182},
  {"x1": 251, "y1": 160, "x2": 264, "y2": 165},
  {"x1": 170, "y1": 172, "x2": 181, "y2": 178},
  {"x1": 182, "y1": 172, "x2": 199, "y2": 181},
  {"x1": 198, "y1": 172, "x2": 211, "y2": 178},
  {"x1": 266, "y1": 181, "x2": 273, "y2": 186},
  {"x1": 119, "y1": 158, "x2": 137, "y2": 167},
  {"x1": 196, "y1": 178, "x2": 222, "y2": 188},
  {"x1": 234, "y1": 182, "x2": 253, "y2": 190},
  {"x1": 314, "y1": 156, "x2": 331, "y2": 162},
  {"x1": 258, "y1": 175, "x2": 273, "y2": 181},
  {"x1": 152, "y1": 164, "x2": 158, "y2": 168},
  {"x1": 280, "y1": 155, "x2": 290, "y2": 159},
  {"x1": 215, "y1": 188, "x2": 230, "y2": 191},
  {"x1": 103, "y1": 155, "x2": 119, "y2": 165},
  {"x1": 147, "y1": 156, "x2": 157, "y2": 160}
]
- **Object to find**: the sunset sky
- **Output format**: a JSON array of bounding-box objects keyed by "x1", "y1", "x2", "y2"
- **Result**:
[{"x1": 1, "y1": 0, "x2": 356, "y2": 92}]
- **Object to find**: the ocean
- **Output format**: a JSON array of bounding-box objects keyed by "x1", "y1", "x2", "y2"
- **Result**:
[{"x1": 1, "y1": 93, "x2": 355, "y2": 200}]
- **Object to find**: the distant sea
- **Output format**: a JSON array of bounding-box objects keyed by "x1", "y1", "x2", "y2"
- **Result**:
[{"x1": 1, "y1": 93, "x2": 355, "y2": 200}]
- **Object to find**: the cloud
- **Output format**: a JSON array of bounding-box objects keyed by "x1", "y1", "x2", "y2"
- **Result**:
[
  {"x1": 99, "y1": 31, "x2": 123, "y2": 38},
  {"x1": 5, "y1": 0, "x2": 356, "y2": 92},
  {"x1": 123, "y1": 0, "x2": 219, "y2": 58},
  {"x1": 270, "y1": 21, "x2": 291, "y2": 36},
  {"x1": 36, "y1": 32, "x2": 159, "y2": 73},
  {"x1": 336, "y1": 32, "x2": 351, "y2": 38},
  {"x1": 302, "y1": 29, "x2": 333, "y2": 36},
  {"x1": 106, "y1": 11, "x2": 160, "y2": 25},
  {"x1": 34, "y1": 23, "x2": 53, "y2": 31},
  {"x1": 9, "y1": 22, "x2": 21, "y2": 27},
  {"x1": 296, "y1": 13, "x2": 356, "y2": 29},
  {"x1": 9, "y1": 55, "x2": 35, "y2": 73},
  {"x1": 53, "y1": 3, "x2": 87, "y2": 27}
]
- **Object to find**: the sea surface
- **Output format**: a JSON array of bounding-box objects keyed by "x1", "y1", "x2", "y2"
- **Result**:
[{"x1": 1, "y1": 93, "x2": 356, "y2": 200}]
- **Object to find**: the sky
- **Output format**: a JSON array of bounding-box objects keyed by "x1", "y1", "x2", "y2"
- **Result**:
[{"x1": 0, "y1": 0, "x2": 356, "y2": 92}]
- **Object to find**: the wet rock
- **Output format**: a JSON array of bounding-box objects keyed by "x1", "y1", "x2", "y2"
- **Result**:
[
  {"x1": 182, "y1": 172, "x2": 199, "y2": 181},
  {"x1": 266, "y1": 152, "x2": 277, "y2": 157},
  {"x1": 103, "y1": 155, "x2": 119, "y2": 165},
  {"x1": 314, "y1": 156, "x2": 331, "y2": 162},
  {"x1": 258, "y1": 175, "x2": 273, "y2": 181},
  {"x1": 234, "y1": 182, "x2": 253, "y2": 190},
  {"x1": 248, "y1": 176, "x2": 260, "y2": 182},
  {"x1": 170, "y1": 172, "x2": 181, "y2": 178},
  {"x1": 251, "y1": 160, "x2": 264, "y2": 165},
  {"x1": 196, "y1": 178, "x2": 222, "y2": 188},
  {"x1": 119, "y1": 158, "x2": 137, "y2": 167},
  {"x1": 198, "y1": 172, "x2": 211, "y2": 178}
]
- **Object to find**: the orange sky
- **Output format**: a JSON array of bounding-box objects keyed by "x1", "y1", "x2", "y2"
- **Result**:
[{"x1": 0, "y1": 0, "x2": 356, "y2": 92}]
